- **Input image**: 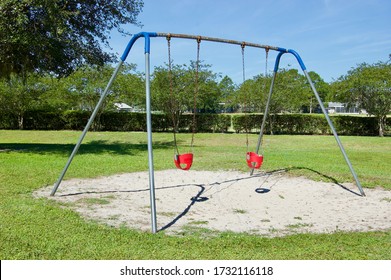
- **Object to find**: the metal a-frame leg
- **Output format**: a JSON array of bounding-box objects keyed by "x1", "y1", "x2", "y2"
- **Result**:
[
  {"x1": 50, "y1": 61, "x2": 124, "y2": 196},
  {"x1": 303, "y1": 70, "x2": 365, "y2": 196},
  {"x1": 251, "y1": 51, "x2": 365, "y2": 197},
  {"x1": 250, "y1": 71, "x2": 277, "y2": 176}
]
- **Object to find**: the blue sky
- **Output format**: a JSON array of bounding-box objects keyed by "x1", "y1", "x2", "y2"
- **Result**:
[{"x1": 107, "y1": 0, "x2": 390, "y2": 84}]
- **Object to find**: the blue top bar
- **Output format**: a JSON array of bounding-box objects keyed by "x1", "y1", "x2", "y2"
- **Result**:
[
  {"x1": 120, "y1": 32, "x2": 307, "y2": 75},
  {"x1": 120, "y1": 32, "x2": 158, "y2": 61},
  {"x1": 273, "y1": 51, "x2": 285, "y2": 72},
  {"x1": 273, "y1": 48, "x2": 307, "y2": 72},
  {"x1": 288, "y1": 49, "x2": 306, "y2": 71}
]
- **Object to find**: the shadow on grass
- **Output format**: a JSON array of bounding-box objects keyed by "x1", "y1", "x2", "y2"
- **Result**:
[{"x1": 0, "y1": 139, "x2": 176, "y2": 156}]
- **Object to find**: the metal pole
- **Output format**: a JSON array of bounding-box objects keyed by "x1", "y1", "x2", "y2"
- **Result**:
[
  {"x1": 250, "y1": 71, "x2": 278, "y2": 176},
  {"x1": 303, "y1": 70, "x2": 365, "y2": 196},
  {"x1": 119, "y1": 31, "x2": 158, "y2": 232},
  {"x1": 286, "y1": 48, "x2": 365, "y2": 196},
  {"x1": 145, "y1": 52, "x2": 157, "y2": 233},
  {"x1": 277, "y1": 49, "x2": 364, "y2": 196},
  {"x1": 156, "y1": 32, "x2": 281, "y2": 52},
  {"x1": 50, "y1": 61, "x2": 124, "y2": 196}
]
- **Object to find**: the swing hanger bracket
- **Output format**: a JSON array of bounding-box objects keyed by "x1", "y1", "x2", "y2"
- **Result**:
[
  {"x1": 166, "y1": 33, "x2": 171, "y2": 41},
  {"x1": 241, "y1": 41, "x2": 246, "y2": 49}
]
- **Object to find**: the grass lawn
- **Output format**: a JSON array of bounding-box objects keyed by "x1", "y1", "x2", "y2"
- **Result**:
[{"x1": 0, "y1": 130, "x2": 390, "y2": 259}]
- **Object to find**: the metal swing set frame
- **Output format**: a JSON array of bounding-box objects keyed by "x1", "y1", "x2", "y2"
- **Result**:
[{"x1": 50, "y1": 32, "x2": 366, "y2": 234}]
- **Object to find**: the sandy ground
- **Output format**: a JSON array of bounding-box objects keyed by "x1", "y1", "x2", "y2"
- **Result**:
[{"x1": 34, "y1": 169, "x2": 391, "y2": 237}]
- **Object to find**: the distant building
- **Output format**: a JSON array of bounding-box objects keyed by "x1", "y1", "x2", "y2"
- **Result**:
[
  {"x1": 327, "y1": 102, "x2": 366, "y2": 114},
  {"x1": 114, "y1": 103, "x2": 132, "y2": 112}
]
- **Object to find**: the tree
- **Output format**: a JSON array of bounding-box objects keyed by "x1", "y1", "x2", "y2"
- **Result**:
[
  {"x1": 61, "y1": 65, "x2": 113, "y2": 112},
  {"x1": 152, "y1": 62, "x2": 222, "y2": 129},
  {"x1": 302, "y1": 71, "x2": 330, "y2": 113},
  {"x1": 0, "y1": 0, "x2": 143, "y2": 79},
  {"x1": 0, "y1": 74, "x2": 49, "y2": 128},
  {"x1": 237, "y1": 78, "x2": 264, "y2": 113},
  {"x1": 194, "y1": 61, "x2": 222, "y2": 113},
  {"x1": 346, "y1": 61, "x2": 391, "y2": 136},
  {"x1": 235, "y1": 68, "x2": 315, "y2": 115},
  {"x1": 113, "y1": 63, "x2": 145, "y2": 110},
  {"x1": 57, "y1": 63, "x2": 142, "y2": 111},
  {"x1": 265, "y1": 68, "x2": 306, "y2": 114},
  {"x1": 331, "y1": 60, "x2": 391, "y2": 136},
  {"x1": 218, "y1": 75, "x2": 237, "y2": 112},
  {"x1": 152, "y1": 64, "x2": 189, "y2": 129}
]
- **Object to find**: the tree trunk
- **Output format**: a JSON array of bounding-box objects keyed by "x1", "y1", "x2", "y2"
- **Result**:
[
  {"x1": 18, "y1": 113, "x2": 24, "y2": 130},
  {"x1": 378, "y1": 115, "x2": 386, "y2": 137},
  {"x1": 309, "y1": 97, "x2": 313, "y2": 114}
]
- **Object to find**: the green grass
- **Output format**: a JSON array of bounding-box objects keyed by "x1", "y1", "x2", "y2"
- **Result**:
[
  {"x1": 233, "y1": 209, "x2": 247, "y2": 214},
  {"x1": 0, "y1": 130, "x2": 390, "y2": 259}
]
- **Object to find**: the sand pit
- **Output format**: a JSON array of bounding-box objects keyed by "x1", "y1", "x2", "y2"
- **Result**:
[{"x1": 34, "y1": 170, "x2": 391, "y2": 237}]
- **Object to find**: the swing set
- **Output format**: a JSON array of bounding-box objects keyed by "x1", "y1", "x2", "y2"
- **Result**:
[
  {"x1": 167, "y1": 35, "x2": 265, "y2": 171},
  {"x1": 50, "y1": 32, "x2": 366, "y2": 233},
  {"x1": 166, "y1": 35, "x2": 199, "y2": 171}
]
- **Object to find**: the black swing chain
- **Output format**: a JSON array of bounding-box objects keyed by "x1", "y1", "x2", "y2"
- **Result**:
[
  {"x1": 167, "y1": 35, "x2": 200, "y2": 155},
  {"x1": 242, "y1": 44, "x2": 270, "y2": 154},
  {"x1": 166, "y1": 35, "x2": 180, "y2": 155},
  {"x1": 259, "y1": 47, "x2": 269, "y2": 154},
  {"x1": 191, "y1": 37, "x2": 201, "y2": 150},
  {"x1": 241, "y1": 42, "x2": 250, "y2": 152}
]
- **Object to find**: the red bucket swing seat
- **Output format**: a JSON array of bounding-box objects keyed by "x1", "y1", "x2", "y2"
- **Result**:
[
  {"x1": 174, "y1": 153, "x2": 193, "y2": 171},
  {"x1": 246, "y1": 152, "x2": 263, "y2": 169}
]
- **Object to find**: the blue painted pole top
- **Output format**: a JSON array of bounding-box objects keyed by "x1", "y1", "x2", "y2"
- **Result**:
[{"x1": 120, "y1": 32, "x2": 158, "y2": 61}]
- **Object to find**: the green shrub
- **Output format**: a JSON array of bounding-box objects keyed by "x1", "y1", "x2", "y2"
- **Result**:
[
  {"x1": 271, "y1": 114, "x2": 329, "y2": 135},
  {"x1": 62, "y1": 110, "x2": 91, "y2": 130},
  {"x1": 215, "y1": 114, "x2": 231, "y2": 133},
  {"x1": 232, "y1": 113, "x2": 384, "y2": 136},
  {"x1": 0, "y1": 112, "x2": 18, "y2": 129},
  {"x1": 152, "y1": 114, "x2": 170, "y2": 132},
  {"x1": 232, "y1": 114, "x2": 264, "y2": 133},
  {"x1": 331, "y1": 115, "x2": 378, "y2": 136},
  {"x1": 0, "y1": 109, "x2": 388, "y2": 136},
  {"x1": 195, "y1": 114, "x2": 231, "y2": 133},
  {"x1": 24, "y1": 110, "x2": 65, "y2": 130}
]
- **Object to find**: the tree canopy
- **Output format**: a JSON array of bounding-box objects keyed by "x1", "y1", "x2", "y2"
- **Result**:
[
  {"x1": 332, "y1": 61, "x2": 391, "y2": 136},
  {"x1": 0, "y1": 0, "x2": 143, "y2": 79}
]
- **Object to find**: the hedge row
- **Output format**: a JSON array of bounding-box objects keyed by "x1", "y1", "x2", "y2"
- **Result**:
[
  {"x1": 0, "y1": 110, "x2": 231, "y2": 133},
  {"x1": 0, "y1": 110, "x2": 388, "y2": 136},
  {"x1": 232, "y1": 114, "x2": 387, "y2": 136}
]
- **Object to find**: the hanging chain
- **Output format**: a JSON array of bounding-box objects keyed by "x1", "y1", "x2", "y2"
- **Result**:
[
  {"x1": 241, "y1": 42, "x2": 246, "y2": 82},
  {"x1": 191, "y1": 37, "x2": 201, "y2": 150},
  {"x1": 264, "y1": 47, "x2": 269, "y2": 94},
  {"x1": 167, "y1": 35, "x2": 180, "y2": 155},
  {"x1": 265, "y1": 48, "x2": 269, "y2": 76},
  {"x1": 259, "y1": 47, "x2": 269, "y2": 153},
  {"x1": 241, "y1": 42, "x2": 250, "y2": 151}
]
